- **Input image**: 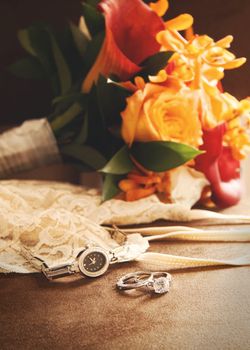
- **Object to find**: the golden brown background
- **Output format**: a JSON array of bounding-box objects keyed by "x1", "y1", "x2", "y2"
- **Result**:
[{"x1": 0, "y1": 0, "x2": 249, "y2": 124}]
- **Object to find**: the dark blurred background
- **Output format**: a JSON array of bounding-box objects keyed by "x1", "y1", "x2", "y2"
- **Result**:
[{"x1": 0, "y1": 0, "x2": 249, "y2": 124}]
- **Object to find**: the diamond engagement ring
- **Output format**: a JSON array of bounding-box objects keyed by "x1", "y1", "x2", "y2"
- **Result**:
[{"x1": 116, "y1": 271, "x2": 172, "y2": 294}]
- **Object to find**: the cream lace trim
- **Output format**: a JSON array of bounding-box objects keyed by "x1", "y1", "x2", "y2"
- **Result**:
[
  {"x1": 0, "y1": 178, "x2": 205, "y2": 226},
  {"x1": 1, "y1": 180, "x2": 250, "y2": 274}
]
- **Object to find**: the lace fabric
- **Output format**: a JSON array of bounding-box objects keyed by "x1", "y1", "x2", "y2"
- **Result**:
[
  {"x1": 0, "y1": 179, "x2": 192, "y2": 273},
  {"x1": 1, "y1": 180, "x2": 250, "y2": 274},
  {"x1": 0, "y1": 180, "x2": 121, "y2": 273},
  {"x1": 0, "y1": 179, "x2": 195, "y2": 224}
]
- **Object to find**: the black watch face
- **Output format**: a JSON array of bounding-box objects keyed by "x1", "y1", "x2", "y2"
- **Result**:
[
  {"x1": 78, "y1": 248, "x2": 110, "y2": 277},
  {"x1": 83, "y1": 251, "x2": 107, "y2": 273}
]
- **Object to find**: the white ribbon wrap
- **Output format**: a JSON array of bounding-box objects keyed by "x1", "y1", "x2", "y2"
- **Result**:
[{"x1": 0, "y1": 119, "x2": 61, "y2": 177}]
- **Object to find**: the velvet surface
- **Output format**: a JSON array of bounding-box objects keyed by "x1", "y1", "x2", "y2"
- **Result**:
[{"x1": 0, "y1": 202, "x2": 250, "y2": 349}]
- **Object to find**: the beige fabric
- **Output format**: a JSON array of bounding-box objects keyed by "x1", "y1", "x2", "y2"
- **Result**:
[
  {"x1": 1, "y1": 180, "x2": 250, "y2": 274},
  {"x1": 0, "y1": 180, "x2": 152, "y2": 273},
  {"x1": 0, "y1": 178, "x2": 201, "y2": 225},
  {"x1": 2, "y1": 179, "x2": 250, "y2": 226},
  {"x1": 0, "y1": 208, "x2": 120, "y2": 273},
  {"x1": 0, "y1": 119, "x2": 61, "y2": 177}
]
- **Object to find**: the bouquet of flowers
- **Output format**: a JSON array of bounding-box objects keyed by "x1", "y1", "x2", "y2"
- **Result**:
[{"x1": 8, "y1": 0, "x2": 250, "y2": 208}]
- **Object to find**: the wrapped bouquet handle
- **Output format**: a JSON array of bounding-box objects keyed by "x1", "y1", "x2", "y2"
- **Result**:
[{"x1": 0, "y1": 119, "x2": 61, "y2": 178}]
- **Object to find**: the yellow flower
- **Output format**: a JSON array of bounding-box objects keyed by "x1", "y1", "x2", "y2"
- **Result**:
[
  {"x1": 157, "y1": 25, "x2": 249, "y2": 160},
  {"x1": 150, "y1": 0, "x2": 169, "y2": 17},
  {"x1": 197, "y1": 83, "x2": 250, "y2": 159},
  {"x1": 198, "y1": 84, "x2": 237, "y2": 127},
  {"x1": 121, "y1": 77, "x2": 202, "y2": 147},
  {"x1": 224, "y1": 98, "x2": 250, "y2": 159},
  {"x1": 157, "y1": 31, "x2": 246, "y2": 90}
]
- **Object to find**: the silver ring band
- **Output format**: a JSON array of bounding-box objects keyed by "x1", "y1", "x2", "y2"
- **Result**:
[
  {"x1": 117, "y1": 271, "x2": 172, "y2": 294},
  {"x1": 117, "y1": 271, "x2": 152, "y2": 290}
]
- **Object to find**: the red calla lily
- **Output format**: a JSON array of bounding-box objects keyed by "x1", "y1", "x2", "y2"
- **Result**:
[
  {"x1": 98, "y1": 0, "x2": 164, "y2": 65},
  {"x1": 195, "y1": 124, "x2": 241, "y2": 208},
  {"x1": 83, "y1": 0, "x2": 165, "y2": 91}
]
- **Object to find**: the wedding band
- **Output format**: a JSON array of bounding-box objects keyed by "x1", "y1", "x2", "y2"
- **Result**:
[{"x1": 116, "y1": 271, "x2": 172, "y2": 294}]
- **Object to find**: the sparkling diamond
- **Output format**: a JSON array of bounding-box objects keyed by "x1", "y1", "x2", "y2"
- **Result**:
[{"x1": 153, "y1": 277, "x2": 170, "y2": 294}]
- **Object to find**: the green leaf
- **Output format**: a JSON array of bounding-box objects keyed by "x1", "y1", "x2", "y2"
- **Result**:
[
  {"x1": 131, "y1": 141, "x2": 203, "y2": 172},
  {"x1": 75, "y1": 112, "x2": 88, "y2": 144},
  {"x1": 102, "y1": 174, "x2": 123, "y2": 201},
  {"x1": 54, "y1": 27, "x2": 86, "y2": 85},
  {"x1": 50, "y1": 103, "x2": 83, "y2": 132},
  {"x1": 85, "y1": 84, "x2": 123, "y2": 158},
  {"x1": 17, "y1": 29, "x2": 37, "y2": 56},
  {"x1": 83, "y1": 31, "x2": 105, "y2": 73},
  {"x1": 96, "y1": 76, "x2": 131, "y2": 127},
  {"x1": 82, "y1": 2, "x2": 105, "y2": 37},
  {"x1": 8, "y1": 57, "x2": 45, "y2": 79},
  {"x1": 20, "y1": 25, "x2": 60, "y2": 95},
  {"x1": 61, "y1": 143, "x2": 107, "y2": 170},
  {"x1": 85, "y1": 0, "x2": 100, "y2": 7},
  {"x1": 52, "y1": 93, "x2": 87, "y2": 107},
  {"x1": 101, "y1": 146, "x2": 133, "y2": 174},
  {"x1": 49, "y1": 33, "x2": 72, "y2": 95},
  {"x1": 86, "y1": 84, "x2": 108, "y2": 152},
  {"x1": 69, "y1": 22, "x2": 89, "y2": 57},
  {"x1": 138, "y1": 51, "x2": 173, "y2": 80}
]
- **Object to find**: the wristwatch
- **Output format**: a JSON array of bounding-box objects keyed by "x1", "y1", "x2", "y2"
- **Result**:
[
  {"x1": 22, "y1": 245, "x2": 119, "y2": 280},
  {"x1": 21, "y1": 226, "x2": 148, "y2": 281}
]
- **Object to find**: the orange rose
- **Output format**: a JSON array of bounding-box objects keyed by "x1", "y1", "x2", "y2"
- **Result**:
[{"x1": 121, "y1": 78, "x2": 202, "y2": 147}]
